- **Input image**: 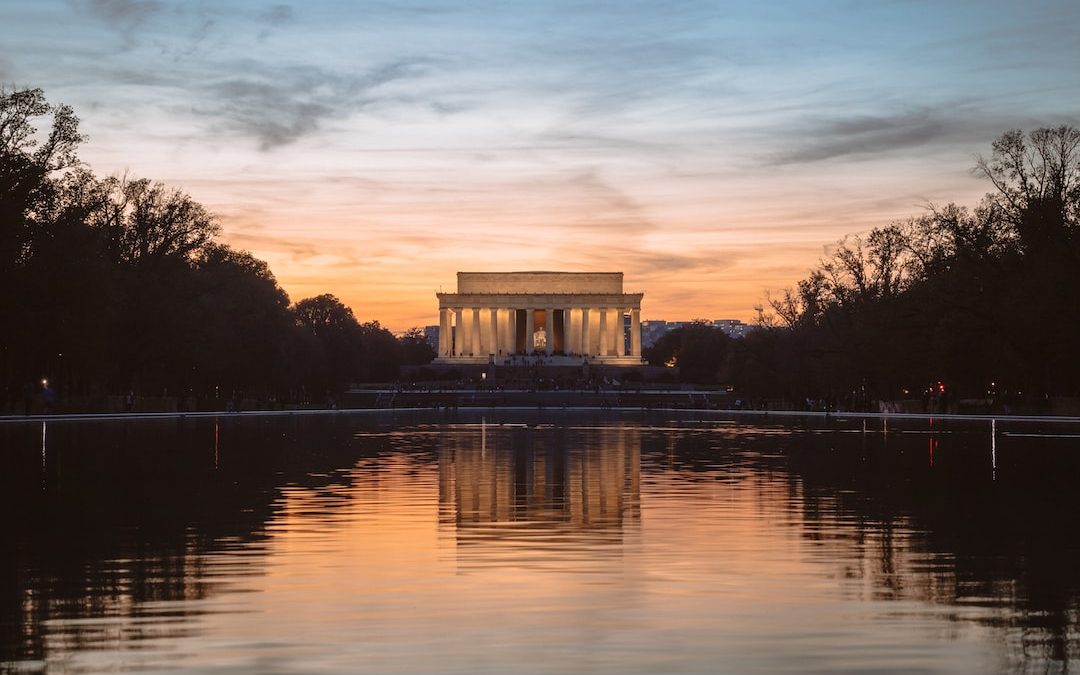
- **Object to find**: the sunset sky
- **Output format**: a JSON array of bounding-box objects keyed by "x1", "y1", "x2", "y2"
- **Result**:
[{"x1": 4, "y1": 0, "x2": 1078, "y2": 330}]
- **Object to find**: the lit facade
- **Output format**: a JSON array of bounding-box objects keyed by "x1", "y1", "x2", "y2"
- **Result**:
[{"x1": 434, "y1": 271, "x2": 644, "y2": 365}]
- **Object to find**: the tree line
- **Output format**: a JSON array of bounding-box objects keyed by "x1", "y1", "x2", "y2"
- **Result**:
[
  {"x1": 646, "y1": 125, "x2": 1080, "y2": 410},
  {"x1": 6, "y1": 87, "x2": 1077, "y2": 412},
  {"x1": 1, "y1": 87, "x2": 433, "y2": 413}
]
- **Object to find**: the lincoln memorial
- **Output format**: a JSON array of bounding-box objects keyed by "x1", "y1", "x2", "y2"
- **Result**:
[{"x1": 434, "y1": 272, "x2": 644, "y2": 365}]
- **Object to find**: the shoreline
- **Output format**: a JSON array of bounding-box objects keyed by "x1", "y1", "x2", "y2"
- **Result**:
[{"x1": 4, "y1": 405, "x2": 1080, "y2": 425}]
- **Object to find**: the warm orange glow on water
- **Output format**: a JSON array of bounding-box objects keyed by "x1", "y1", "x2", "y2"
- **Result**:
[
  {"x1": 142, "y1": 423, "x2": 990, "y2": 672},
  {"x1": 6, "y1": 414, "x2": 1077, "y2": 672}
]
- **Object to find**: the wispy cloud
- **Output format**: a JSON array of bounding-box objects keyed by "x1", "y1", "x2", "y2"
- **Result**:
[
  {"x1": 73, "y1": 0, "x2": 164, "y2": 44},
  {"x1": 256, "y1": 4, "x2": 295, "y2": 41},
  {"x1": 257, "y1": 4, "x2": 294, "y2": 27},
  {"x1": 562, "y1": 170, "x2": 657, "y2": 233},
  {"x1": 770, "y1": 104, "x2": 1080, "y2": 167},
  {"x1": 195, "y1": 58, "x2": 434, "y2": 150},
  {"x1": 80, "y1": 0, "x2": 162, "y2": 24},
  {"x1": 70, "y1": 0, "x2": 221, "y2": 56},
  {"x1": 772, "y1": 109, "x2": 962, "y2": 164},
  {"x1": 227, "y1": 232, "x2": 321, "y2": 261}
]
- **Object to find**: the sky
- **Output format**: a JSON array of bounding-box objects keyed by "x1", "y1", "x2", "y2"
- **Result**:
[{"x1": 3, "y1": 0, "x2": 1079, "y2": 330}]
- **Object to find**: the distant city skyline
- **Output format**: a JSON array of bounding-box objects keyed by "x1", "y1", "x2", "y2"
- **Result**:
[{"x1": 3, "y1": 1, "x2": 1079, "y2": 330}]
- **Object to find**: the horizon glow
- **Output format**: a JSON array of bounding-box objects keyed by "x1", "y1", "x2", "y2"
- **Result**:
[{"x1": 3, "y1": 0, "x2": 1078, "y2": 330}]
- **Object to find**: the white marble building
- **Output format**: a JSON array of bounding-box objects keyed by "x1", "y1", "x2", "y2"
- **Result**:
[{"x1": 434, "y1": 272, "x2": 644, "y2": 365}]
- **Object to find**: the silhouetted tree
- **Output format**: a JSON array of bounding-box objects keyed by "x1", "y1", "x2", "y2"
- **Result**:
[
  {"x1": 1, "y1": 87, "x2": 86, "y2": 410},
  {"x1": 357, "y1": 321, "x2": 401, "y2": 382},
  {"x1": 976, "y1": 126, "x2": 1080, "y2": 254},
  {"x1": 186, "y1": 244, "x2": 293, "y2": 395},
  {"x1": 975, "y1": 127, "x2": 1080, "y2": 394},
  {"x1": 750, "y1": 126, "x2": 1080, "y2": 407},
  {"x1": 17, "y1": 171, "x2": 115, "y2": 400},
  {"x1": 645, "y1": 322, "x2": 732, "y2": 384},
  {"x1": 87, "y1": 175, "x2": 220, "y2": 265},
  {"x1": 398, "y1": 327, "x2": 435, "y2": 366},
  {"x1": 1, "y1": 87, "x2": 415, "y2": 410},
  {"x1": 0, "y1": 87, "x2": 83, "y2": 265},
  {"x1": 80, "y1": 174, "x2": 222, "y2": 392},
  {"x1": 292, "y1": 294, "x2": 365, "y2": 393}
]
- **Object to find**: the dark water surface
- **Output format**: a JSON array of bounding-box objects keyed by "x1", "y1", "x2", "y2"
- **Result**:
[{"x1": 2, "y1": 411, "x2": 1078, "y2": 673}]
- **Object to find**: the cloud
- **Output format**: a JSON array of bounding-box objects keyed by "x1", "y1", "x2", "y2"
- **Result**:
[
  {"x1": 72, "y1": 0, "x2": 218, "y2": 54},
  {"x1": 769, "y1": 104, "x2": 1080, "y2": 168},
  {"x1": 81, "y1": 0, "x2": 162, "y2": 22},
  {"x1": 536, "y1": 129, "x2": 669, "y2": 155},
  {"x1": 256, "y1": 4, "x2": 295, "y2": 41},
  {"x1": 74, "y1": 0, "x2": 164, "y2": 41},
  {"x1": 98, "y1": 67, "x2": 175, "y2": 86},
  {"x1": 544, "y1": 231, "x2": 740, "y2": 282},
  {"x1": 202, "y1": 78, "x2": 332, "y2": 150},
  {"x1": 772, "y1": 109, "x2": 962, "y2": 164},
  {"x1": 226, "y1": 232, "x2": 320, "y2": 261},
  {"x1": 195, "y1": 58, "x2": 433, "y2": 150},
  {"x1": 257, "y1": 4, "x2": 294, "y2": 26},
  {"x1": 558, "y1": 170, "x2": 657, "y2": 233},
  {"x1": 430, "y1": 100, "x2": 472, "y2": 116},
  {"x1": 761, "y1": 103, "x2": 1063, "y2": 167}
]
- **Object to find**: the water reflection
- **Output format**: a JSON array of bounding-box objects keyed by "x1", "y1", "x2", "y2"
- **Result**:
[
  {"x1": 437, "y1": 422, "x2": 640, "y2": 571},
  {"x1": 0, "y1": 413, "x2": 1077, "y2": 672},
  {"x1": 786, "y1": 418, "x2": 1080, "y2": 670},
  {"x1": 0, "y1": 415, "x2": 365, "y2": 668},
  {"x1": 440, "y1": 423, "x2": 640, "y2": 527}
]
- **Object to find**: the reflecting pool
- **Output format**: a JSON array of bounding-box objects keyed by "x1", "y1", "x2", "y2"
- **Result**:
[{"x1": 2, "y1": 411, "x2": 1078, "y2": 672}]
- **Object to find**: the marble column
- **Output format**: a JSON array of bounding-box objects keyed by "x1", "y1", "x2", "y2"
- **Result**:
[
  {"x1": 580, "y1": 307, "x2": 591, "y2": 357},
  {"x1": 439, "y1": 308, "x2": 450, "y2": 357},
  {"x1": 471, "y1": 308, "x2": 481, "y2": 356},
  {"x1": 454, "y1": 308, "x2": 464, "y2": 356},
  {"x1": 599, "y1": 307, "x2": 608, "y2": 357},
  {"x1": 489, "y1": 308, "x2": 499, "y2": 356},
  {"x1": 509, "y1": 308, "x2": 517, "y2": 355},
  {"x1": 497, "y1": 309, "x2": 507, "y2": 356},
  {"x1": 615, "y1": 309, "x2": 625, "y2": 356},
  {"x1": 630, "y1": 308, "x2": 641, "y2": 358},
  {"x1": 525, "y1": 308, "x2": 535, "y2": 354},
  {"x1": 563, "y1": 309, "x2": 572, "y2": 356},
  {"x1": 508, "y1": 309, "x2": 517, "y2": 354},
  {"x1": 570, "y1": 308, "x2": 580, "y2": 354},
  {"x1": 545, "y1": 306, "x2": 554, "y2": 355}
]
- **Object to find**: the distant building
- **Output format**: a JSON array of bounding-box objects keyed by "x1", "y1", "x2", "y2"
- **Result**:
[
  {"x1": 640, "y1": 320, "x2": 686, "y2": 348},
  {"x1": 711, "y1": 319, "x2": 754, "y2": 339},
  {"x1": 423, "y1": 325, "x2": 440, "y2": 350},
  {"x1": 640, "y1": 319, "x2": 755, "y2": 348}
]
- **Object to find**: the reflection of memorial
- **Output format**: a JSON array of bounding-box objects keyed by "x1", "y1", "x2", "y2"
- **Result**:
[{"x1": 438, "y1": 423, "x2": 640, "y2": 533}]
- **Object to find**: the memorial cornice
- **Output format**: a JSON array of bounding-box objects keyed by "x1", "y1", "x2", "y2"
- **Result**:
[{"x1": 437, "y1": 292, "x2": 644, "y2": 308}]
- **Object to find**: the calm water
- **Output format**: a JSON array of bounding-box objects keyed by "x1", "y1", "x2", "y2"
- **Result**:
[{"x1": 2, "y1": 411, "x2": 1079, "y2": 673}]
